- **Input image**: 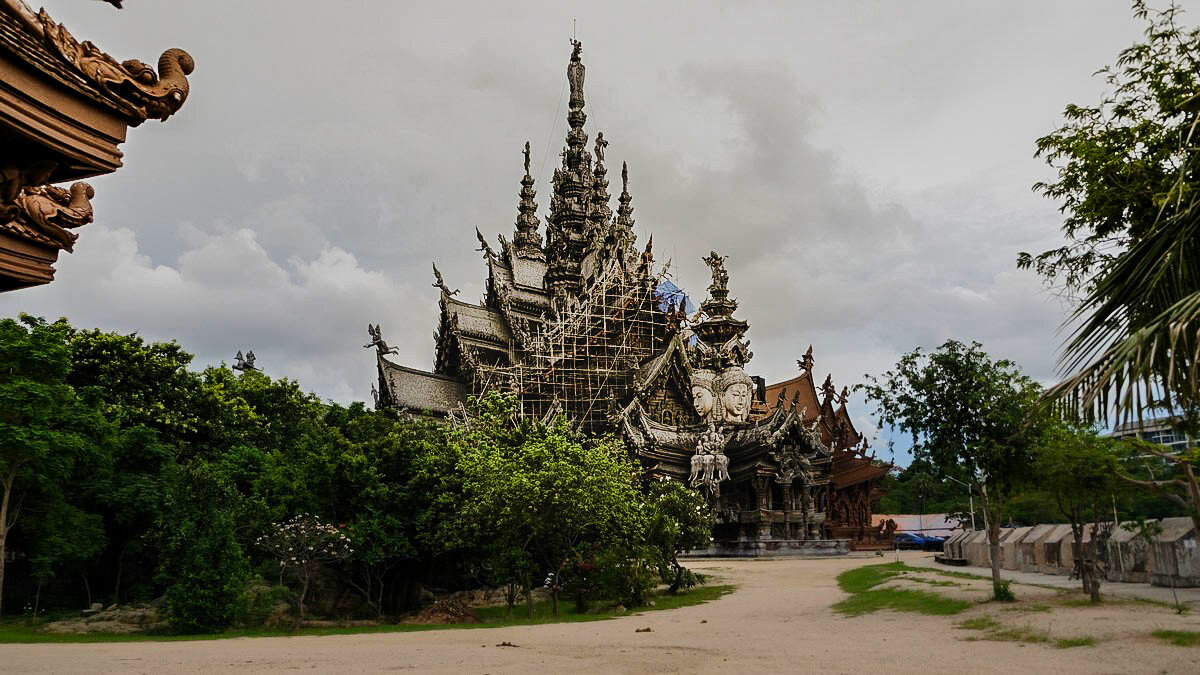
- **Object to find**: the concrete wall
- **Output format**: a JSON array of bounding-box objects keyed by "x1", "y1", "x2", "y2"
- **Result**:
[
  {"x1": 936, "y1": 518, "x2": 1200, "y2": 589},
  {"x1": 1001, "y1": 526, "x2": 1035, "y2": 571},
  {"x1": 1107, "y1": 521, "x2": 1156, "y2": 584},
  {"x1": 1033, "y1": 524, "x2": 1073, "y2": 574},
  {"x1": 1018, "y1": 524, "x2": 1057, "y2": 573},
  {"x1": 1151, "y1": 517, "x2": 1200, "y2": 588}
]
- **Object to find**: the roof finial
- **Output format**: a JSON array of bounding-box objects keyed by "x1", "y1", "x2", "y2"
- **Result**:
[
  {"x1": 616, "y1": 160, "x2": 634, "y2": 229},
  {"x1": 513, "y1": 141, "x2": 544, "y2": 257}
]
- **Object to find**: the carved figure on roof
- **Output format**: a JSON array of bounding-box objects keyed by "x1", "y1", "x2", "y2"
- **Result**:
[
  {"x1": 523, "y1": 140, "x2": 531, "y2": 175},
  {"x1": 797, "y1": 345, "x2": 814, "y2": 375},
  {"x1": 568, "y1": 39, "x2": 585, "y2": 108},
  {"x1": 594, "y1": 132, "x2": 607, "y2": 164},
  {"x1": 820, "y1": 374, "x2": 836, "y2": 406},
  {"x1": 431, "y1": 262, "x2": 459, "y2": 296},
  {"x1": 37, "y1": 10, "x2": 194, "y2": 121},
  {"x1": 702, "y1": 251, "x2": 728, "y2": 292},
  {"x1": 0, "y1": 161, "x2": 56, "y2": 211},
  {"x1": 365, "y1": 323, "x2": 399, "y2": 356},
  {"x1": 838, "y1": 385, "x2": 850, "y2": 406},
  {"x1": 12, "y1": 182, "x2": 95, "y2": 251},
  {"x1": 475, "y1": 228, "x2": 494, "y2": 257},
  {"x1": 371, "y1": 382, "x2": 379, "y2": 408},
  {"x1": 233, "y1": 350, "x2": 257, "y2": 372},
  {"x1": 716, "y1": 366, "x2": 754, "y2": 424}
]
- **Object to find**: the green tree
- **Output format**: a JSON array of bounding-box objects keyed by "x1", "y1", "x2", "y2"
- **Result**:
[
  {"x1": 643, "y1": 478, "x2": 713, "y2": 593},
  {"x1": 860, "y1": 340, "x2": 1047, "y2": 599},
  {"x1": 158, "y1": 462, "x2": 250, "y2": 633},
  {"x1": 449, "y1": 393, "x2": 645, "y2": 616},
  {"x1": 1020, "y1": 1, "x2": 1200, "y2": 532},
  {"x1": 1033, "y1": 423, "x2": 1126, "y2": 600},
  {"x1": 0, "y1": 316, "x2": 106, "y2": 617}
]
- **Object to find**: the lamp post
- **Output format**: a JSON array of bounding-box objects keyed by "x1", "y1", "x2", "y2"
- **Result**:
[{"x1": 945, "y1": 475, "x2": 976, "y2": 532}]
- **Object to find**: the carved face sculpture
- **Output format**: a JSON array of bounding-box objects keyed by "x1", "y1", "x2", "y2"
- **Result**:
[
  {"x1": 722, "y1": 382, "x2": 751, "y2": 423},
  {"x1": 690, "y1": 370, "x2": 718, "y2": 422},
  {"x1": 691, "y1": 385, "x2": 714, "y2": 419}
]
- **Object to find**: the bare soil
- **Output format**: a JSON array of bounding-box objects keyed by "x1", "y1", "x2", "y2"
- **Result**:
[{"x1": 5, "y1": 551, "x2": 1200, "y2": 674}]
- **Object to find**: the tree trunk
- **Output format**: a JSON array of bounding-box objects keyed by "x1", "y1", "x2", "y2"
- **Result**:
[
  {"x1": 298, "y1": 572, "x2": 311, "y2": 622},
  {"x1": 80, "y1": 568, "x2": 92, "y2": 609},
  {"x1": 1183, "y1": 461, "x2": 1200, "y2": 537},
  {"x1": 524, "y1": 571, "x2": 534, "y2": 617},
  {"x1": 111, "y1": 551, "x2": 124, "y2": 606},
  {"x1": 980, "y1": 487, "x2": 1003, "y2": 596},
  {"x1": 0, "y1": 471, "x2": 13, "y2": 618}
]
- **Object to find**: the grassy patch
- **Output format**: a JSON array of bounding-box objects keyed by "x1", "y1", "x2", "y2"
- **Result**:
[
  {"x1": 1061, "y1": 597, "x2": 1103, "y2": 608},
  {"x1": 0, "y1": 584, "x2": 735, "y2": 644},
  {"x1": 1153, "y1": 630, "x2": 1200, "y2": 647},
  {"x1": 833, "y1": 588, "x2": 971, "y2": 617},
  {"x1": 834, "y1": 563, "x2": 971, "y2": 617},
  {"x1": 908, "y1": 577, "x2": 962, "y2": 588},
  {"x1": 957, "y1": 616, "x2": 1000, "y2": 630},
  {"x1": 987, "y1": 625, "x2": 1050, "y2": 644},
  {"x1": 1001, "y1": 604, "x2": 1051, "y2": 613},
  {"x1": 1055, "y1": 636, "x2": 1097, "y2": 648}
]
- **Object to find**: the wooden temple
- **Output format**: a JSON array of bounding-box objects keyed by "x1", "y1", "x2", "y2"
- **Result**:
[
  {"x1": 0, "y1": 0, "x2": 192, "y2": 291},
  {"x1": 371, "y1": 42, "x2": 890, "y2": 555}
]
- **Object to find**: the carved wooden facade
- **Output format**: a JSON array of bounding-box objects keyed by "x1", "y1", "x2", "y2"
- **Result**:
[{"x1": 0, "y1": 0, "x2": 192, "y2": 290}]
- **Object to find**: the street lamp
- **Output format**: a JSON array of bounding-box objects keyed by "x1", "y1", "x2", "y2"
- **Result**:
[{"x1": 944, "y1": 475, "x2": 977, "y2": 532}]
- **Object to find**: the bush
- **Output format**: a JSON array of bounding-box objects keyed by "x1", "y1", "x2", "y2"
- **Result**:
[
  {"x1": 239, "y1": 581, "x2": 295, "y2": 628},
  {"x1": 159, "y1": 463, "x2": 251, "y2": 633},
  {"x1": 993, "y1": 580, "x2": 1015, "y2": 602}
]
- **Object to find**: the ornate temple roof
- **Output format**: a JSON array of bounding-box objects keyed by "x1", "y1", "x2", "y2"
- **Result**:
[{"x1": 377, "y1": 356, "x2": 467, "y2": 415}]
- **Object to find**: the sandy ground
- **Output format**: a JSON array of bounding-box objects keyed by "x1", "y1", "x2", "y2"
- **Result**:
[{"x1": 4, "y1": 551, "x2": 1200, "y2": 674}]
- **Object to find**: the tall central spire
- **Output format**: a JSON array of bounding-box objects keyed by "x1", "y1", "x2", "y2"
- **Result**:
[{"x1": 545, "y1": 39, "x2": 596, "y2": 311}]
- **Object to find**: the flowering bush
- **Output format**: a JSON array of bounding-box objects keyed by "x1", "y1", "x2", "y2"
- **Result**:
[{"x1": 256, "y1": 514, "x2": 353, "y2": 620}]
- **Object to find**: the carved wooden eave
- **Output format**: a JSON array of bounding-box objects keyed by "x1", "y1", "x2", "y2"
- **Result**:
[
  {"x1": 0, "y1": 0, "x2": 192, "y2": 291},
  {"x1": 0, "y1": 180, "x2": 93, "y2": 290}
]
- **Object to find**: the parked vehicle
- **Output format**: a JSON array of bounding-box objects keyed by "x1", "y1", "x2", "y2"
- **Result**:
[{"x1": 894, "y1": 532, "x2": 925, "y2": 550}]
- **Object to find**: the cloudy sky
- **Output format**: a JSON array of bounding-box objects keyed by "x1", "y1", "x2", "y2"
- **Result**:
[{"x1": 1, "y1": 1, "x2": 1177, "y2": 461}]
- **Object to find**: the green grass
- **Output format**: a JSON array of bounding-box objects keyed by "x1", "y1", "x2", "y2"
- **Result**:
[
  {"x1": 957, "y1": 616, "x2": 1000, "y2": 630},
  {"x1": 0, "y1": 584, "x2": 734, "y2": 644},
  {"x1": 833, "y1": 563, "x2": 971, "y2": 617},
  {"x1": 987, "y1": 625, "x2": 1050, "y2": 644},
  {"x1": 1001, "y1": 604, "x2": 1051, "y2": 613},
  {"x1": 1055, "y1": 636, "x2": 1097, "y2": 648},
  {"x1": 1153, "y1": 630, "x2": 1200, "y2": 647}
]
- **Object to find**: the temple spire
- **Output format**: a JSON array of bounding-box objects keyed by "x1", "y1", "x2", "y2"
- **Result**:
[
  {"x1": 588, "y1": 131, "x2": 612, "y2": 239},
  {"x1": 513, "y1": 141, "x2": 543, "y2": 258},
  {"x1": 615, "y1": 161, "x2": 635, "y2": 229},
  {"x1": 545, "y1": 39, "x2": 595, "y2": 311},
  {"x1": 692, "y1": 251, "x2": 751, "y2": 367}
]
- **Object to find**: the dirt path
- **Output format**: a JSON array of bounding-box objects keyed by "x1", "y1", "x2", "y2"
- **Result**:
[{"x1": 4, "y1": 552, "x2": 1199, "y2": 674}]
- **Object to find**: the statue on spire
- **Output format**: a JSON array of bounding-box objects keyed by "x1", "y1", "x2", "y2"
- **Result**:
[
  {"x1": 702, "y1": 251, "x2": 729, "y2": 293},
  {"x1": 523, "y1": 140, "x2": 531, "y2": 175},
  {"x1": 568, "y1": 39, "x2": 585, "y2": 109},
  {"x1": 513, "y1": 141, "x2": 544, "y2": 257},
  {"x1": 594, "y1": 132, "x2": 607, "y2": 164}
]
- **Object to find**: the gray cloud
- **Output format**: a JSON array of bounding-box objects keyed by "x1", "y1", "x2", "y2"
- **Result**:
[{"x1": 0, "y1": 1, "x2": 1169, "y2": 460}]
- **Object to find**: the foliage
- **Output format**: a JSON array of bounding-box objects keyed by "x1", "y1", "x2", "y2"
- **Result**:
[
  {"x1": 1033, "y1": 423, "x2": 1127, "y2": 600},
  {"x1": 256, "y1": 514, "x2": 352, "y2": 620},
  {"x1": 1020, "y1": 1, "x2": 1200, "y2": 430},
  {"x1": 159, "y1": 463, "x2": 250, "y2": 633},
  {"x1": 859, "y1": 340, "x2": 1048, "y2": 600},
  {"x1": 0, "y1": 315, "x2": 108, "y2": 617},
  {"x1": 642, "y1": 478, "x2": 713, "y2": 593},
  {"x1": 0, "y1": 316, "x2": 719, "y2": 631}
]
